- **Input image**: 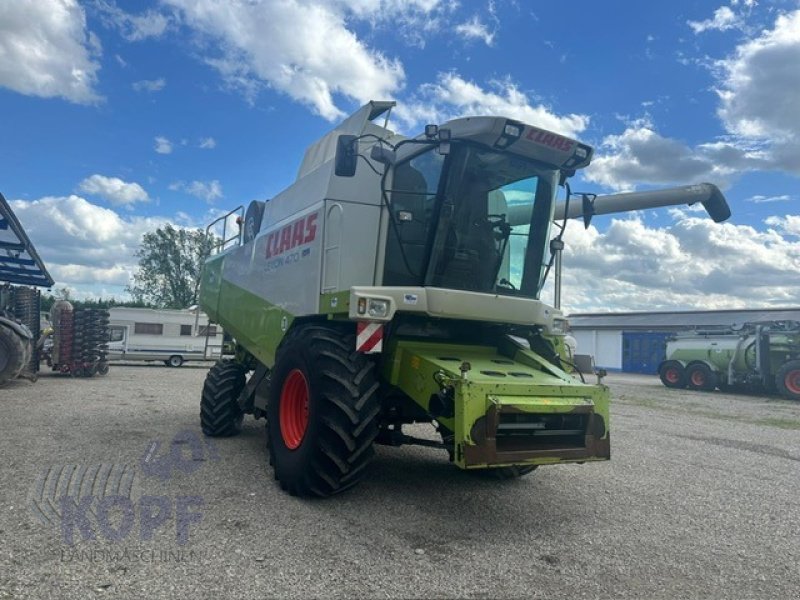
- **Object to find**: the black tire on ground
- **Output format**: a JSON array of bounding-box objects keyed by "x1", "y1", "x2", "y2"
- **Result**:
[
  {"x1": 659, "y1": 360, "x2": 686, "y2": 389},
  {"x1": 243, "y1": 200, "x2": 266, "y2": 244},
  {"x1": 775, "y1": 360, "x2": 800, "y2": 401},
  {"x1": 686, "y1": 363, "x2": 717, "y2": 391},
  {"x1": 0, "y1": 326, "x2": 28, "y2": 385},
  {"x1": 96, "y1": 362, "x2": 110, "y2": 376},
  {"x1": 267, "y1": 324, "x2": 381, "y2": 497},
  {"x1": 201, "y1": 361, "x2": 247, "y2": 437},
  {"x1": 167, "y1": 355, "x2": 184, "y2": 368},
  {"x1": 472, "y1": 465, "x2": 538, "y2": 480}
]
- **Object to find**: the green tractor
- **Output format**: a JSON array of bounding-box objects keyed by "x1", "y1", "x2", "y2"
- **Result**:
[{"x1": 198, "y1": 101, "x2": 731, "y2": 497}]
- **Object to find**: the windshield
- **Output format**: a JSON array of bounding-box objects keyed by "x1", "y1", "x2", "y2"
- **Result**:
[{"x1": 383, "y1": 144, "x2": 558, "y2": 298}]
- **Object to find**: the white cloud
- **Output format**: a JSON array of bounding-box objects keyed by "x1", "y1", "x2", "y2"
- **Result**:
[
  {"x1": 715, "y1": 10, "x2": 800, "y2": 155},
  {"x1": 94, "y1": 1, "x2": 173, "y2": 41},
  {"x1": 10, "y1": 195, "x2": 168, "y2": 291},
  {"x1": 78, "y1": 174, "x2": 150, "y2": 207},
  {"x1": 199, "y1": 137, "x2": 217, "y2": 149},
  {"x1": 169, "y1": 180, "x2": 223, "y2": 203},
  {"x1": 552, "y1": 212, "x2": 800, "y2": 312},
  {"x1": 154, "y1": 136, "x2": 173, "y2": 154},
  {"x1": 747, "y1": 194, "x2": 792, "y2": 203},
  {"x1": 688, "y1": 6, "x2": 742, "y2": 34},
  {"x1": 0, "y1": 0, "x2": 102, "y2": 104},
  {"x1": 398, "y1": 73, "x2": 589, "y2": 137},
  {"x1": 162, "y1": 0, "x2": 417, "y2": 120},
  {"x1": 583, "y1": 118, "x2": 773, "y2": 191},
  {"x1": 132, "y1": 78, "x2": 166, "y2": 92},
  {"x1": 455, "y1": 15, "x2": 495, "y2": 46}
]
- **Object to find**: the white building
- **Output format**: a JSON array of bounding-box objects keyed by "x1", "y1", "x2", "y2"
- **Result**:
[{"x1": 569, "y1": 307, "x2": 800, "y2": 374}]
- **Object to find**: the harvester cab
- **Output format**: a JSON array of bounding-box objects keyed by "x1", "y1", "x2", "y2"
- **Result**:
[{"x1": 199, "y1": 101, "x2": 731, "y2": 497}]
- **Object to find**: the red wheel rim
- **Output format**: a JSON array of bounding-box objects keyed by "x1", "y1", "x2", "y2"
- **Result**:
[
  {"x1": 691, "y1": 370, "x2": 705, "y2": 386},
  {"x1": 665, "y1": 368, "x2": 680, "y2": 384},
  {"x1": 785, "y1": 370, "x2": 800, "y2": 395},
  {"x1": 279, "y1": 369, "x2": 309, "y2": 450}
]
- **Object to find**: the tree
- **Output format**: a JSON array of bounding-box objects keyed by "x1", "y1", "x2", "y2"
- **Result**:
[{"x1": 128, "y1": 225, "x2": 217, "y2": 309}]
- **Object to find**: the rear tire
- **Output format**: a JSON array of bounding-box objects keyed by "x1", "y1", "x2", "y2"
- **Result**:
[
  {"x1": 775, "y1": 360, "x2": 800, "y2": 401},
  {"x1": 201, "y1": 361, "x2": 246, "y2": 437},
  {"x1": 659, "y1": 361, "x2": 686, "y2": 389},
  {"x1": 267, "y1": 324, "x2": 380, "y2": 497},
  {"x1": 686, "y1": 363, "x2": 717, "y2": 391},
  {"x1": 0, "y1": 326, "x2": 28, "y2": 386}
]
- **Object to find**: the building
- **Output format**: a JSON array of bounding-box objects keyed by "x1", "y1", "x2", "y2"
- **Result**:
[{"x1": 568, "y1": 308, "x2": 800, "y2": 374}]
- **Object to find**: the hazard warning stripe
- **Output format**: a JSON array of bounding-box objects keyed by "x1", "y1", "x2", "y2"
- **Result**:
[{"x1": 356, "y1": 322, "x2": 383, "y2": 353}]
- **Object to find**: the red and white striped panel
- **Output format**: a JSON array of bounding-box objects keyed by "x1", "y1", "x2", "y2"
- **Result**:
[{"x1": 356, "y1": 322, "x2": 383, "y2": 353}]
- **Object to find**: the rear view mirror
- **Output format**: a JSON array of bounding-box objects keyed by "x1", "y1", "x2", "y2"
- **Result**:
[{"x1": 334, "y1": 135, "x2": 358, "y2": 177}]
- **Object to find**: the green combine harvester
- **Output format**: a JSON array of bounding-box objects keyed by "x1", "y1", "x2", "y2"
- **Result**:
[{"x1": 198, "y1": 101, "x2": 731, "y2": 497}]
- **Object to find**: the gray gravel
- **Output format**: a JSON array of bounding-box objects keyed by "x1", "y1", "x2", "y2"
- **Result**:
[{"x1": 0, "y1": 366, "x2": 798, "y2": 599}]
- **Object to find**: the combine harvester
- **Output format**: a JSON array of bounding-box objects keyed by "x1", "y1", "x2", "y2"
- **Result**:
[
  {"x1": 659, "y1": 321, "x2": 800, "y2": 400},
  {"x1": 198, "y1": 101, "x2": 731, "y2": 496},
  {"x1": 0, "y1": 193, "x2": 53, "y2": 386}
]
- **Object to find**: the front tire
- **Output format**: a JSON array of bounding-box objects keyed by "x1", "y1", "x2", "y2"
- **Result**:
[
  {"x1": 776, "y1": 360, "x2": 800, "y2": 401},
  {"x1": 201, "y1": 361, "x2": 246, "y2": 437},
  {"x1": 267, "y1": 324, "x2": 380, "y2": 497}
]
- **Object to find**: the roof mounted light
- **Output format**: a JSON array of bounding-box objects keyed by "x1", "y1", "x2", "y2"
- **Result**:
[{"x1": 494, "y1": 119, "x2": 523, "y2": 150}]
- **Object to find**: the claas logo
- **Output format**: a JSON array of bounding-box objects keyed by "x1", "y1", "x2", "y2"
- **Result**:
[{"x1": 265, "y1": 213, "x2": 318, "y2": 259}]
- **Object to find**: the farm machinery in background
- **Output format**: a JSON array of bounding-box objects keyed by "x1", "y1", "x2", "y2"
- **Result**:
[
  {"x1": 43, "y1": 301, "x2": 110, "y2": 377},
  {"x1": 658, "y1": 321, "x2": 800, "y2": 400},
  {"x1": 0, "y1": 192, "x2": 110, "y2": 385},
  {"x1": 0, "y1": 193, "x2": 53, "y2": 386},
  {"x1": 198, "y1": 100, "x2": 731, "y2": 497}
]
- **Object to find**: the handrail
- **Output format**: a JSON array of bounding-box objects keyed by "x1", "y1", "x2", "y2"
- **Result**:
[{"x1": 206, "y1": 205, "x2": 244, "y2": 254}]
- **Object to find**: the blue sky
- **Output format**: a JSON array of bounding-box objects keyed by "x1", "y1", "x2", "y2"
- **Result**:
[{"x1": 1, "y1": 0, "x2": 798, "y2": 312}]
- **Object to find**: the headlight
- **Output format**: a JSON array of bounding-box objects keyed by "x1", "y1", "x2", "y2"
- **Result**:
[
  {"x1": 367, "y1": 299, "x2": 390, "y2": 318},
  {"x1": 551, "y1": 318, "x2": 569, "y2": 335}
]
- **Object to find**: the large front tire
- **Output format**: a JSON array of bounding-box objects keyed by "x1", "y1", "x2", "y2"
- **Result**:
[
  {"x1": 201, "y1": 361, "x2": 246, "y2": 437},
  {"x1": 267, "y1": 324, "x2": 380, "y2": 497}
]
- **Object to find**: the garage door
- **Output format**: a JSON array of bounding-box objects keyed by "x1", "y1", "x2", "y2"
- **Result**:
[{"x1": 622, "y1": 332, "x2": 670, "y2": 374}]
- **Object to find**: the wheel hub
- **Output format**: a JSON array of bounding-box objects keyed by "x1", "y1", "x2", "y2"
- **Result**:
[{"x1": 279, "y1": 369, "x2": 309, "y2": 449}]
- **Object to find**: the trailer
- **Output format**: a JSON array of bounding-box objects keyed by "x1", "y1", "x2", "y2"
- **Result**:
[
  {"x1": 658, "y1": 320, "x2": 800, "y2": 400},
  {"x1": 107, "y1": 307, "x2": 223, "y2": 367}
]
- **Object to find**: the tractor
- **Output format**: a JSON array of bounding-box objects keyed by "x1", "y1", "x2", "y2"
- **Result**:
[{"x1": 198, "y1": 101, "x2": 731, "y2": 497}]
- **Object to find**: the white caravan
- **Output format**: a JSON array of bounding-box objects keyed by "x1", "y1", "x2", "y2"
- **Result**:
[{"x1": 107, "y1": 307, "x2": 223, "y2": 367}]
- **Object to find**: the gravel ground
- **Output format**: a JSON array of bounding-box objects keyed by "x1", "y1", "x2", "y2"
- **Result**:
[{"x1": 0, "y1": 366, "x2": 798, "y2": 599}]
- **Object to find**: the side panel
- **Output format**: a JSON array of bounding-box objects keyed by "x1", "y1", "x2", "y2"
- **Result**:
[
  {"x1": 223, "y1": 202, "x2": 324, "y2": 317},
  {"x1": 323, "y1": 200, "x2": 381, "y2": 292}
]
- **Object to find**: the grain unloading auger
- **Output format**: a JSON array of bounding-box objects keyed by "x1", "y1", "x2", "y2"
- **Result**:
[{"x1": 198, "y1": 101, "x2": 730, "y2": 497}]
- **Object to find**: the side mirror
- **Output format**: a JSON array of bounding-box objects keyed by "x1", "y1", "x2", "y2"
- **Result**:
[{"x1": 334, "y1": 134, "x2": 358, "y2": 177}]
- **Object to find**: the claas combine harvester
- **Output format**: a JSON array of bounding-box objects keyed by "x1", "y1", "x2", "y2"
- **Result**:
[{"x1": 198, "y1": 101, "x2": 731, "y2": 497}]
